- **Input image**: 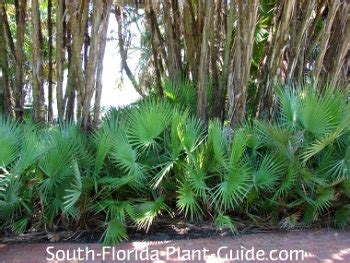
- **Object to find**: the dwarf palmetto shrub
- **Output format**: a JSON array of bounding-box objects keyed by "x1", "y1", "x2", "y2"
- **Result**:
[{"x1": 0, "y1": 86, "x2": 349, "y2": 244}]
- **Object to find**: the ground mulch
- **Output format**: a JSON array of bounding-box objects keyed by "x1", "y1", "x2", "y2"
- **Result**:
[{"x1": 0, "y1": 229, "x2": 350, "y2": 262}]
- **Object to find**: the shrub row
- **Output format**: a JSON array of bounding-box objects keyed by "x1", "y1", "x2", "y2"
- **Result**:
[{"x1": 0, "y1": 86, "x2": 349, "y2": 244}]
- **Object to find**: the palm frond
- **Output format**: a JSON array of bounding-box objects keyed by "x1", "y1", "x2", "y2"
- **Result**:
[
  {"x1": 92, "y1": 129, "x2": 113, "y2": 178},
  {"x1": 334, "y1": 206, "x2": 350, "y2": 229},
  {"x1": 302, "y1": 126, "x2": 347, "y2": 163},
  {"x1": 93, "y1": 199, "x2": 136, "y2": 224},
  {"x1": 256, "y1": 120, "x2": 292, "y2": 158},
  {"x1": 127, "y1": 99, "x2": 174, "y2": 149},
  {"x1": 274, "y1": 160, "x2": 298, "y2": 198},
  {"x1": 110, "y1": 131, "x2": 145, "y2": 183},
  {"x1": 213, "y1": 163, "x2": 251, "y2": 211},
  {"x1": 39, "y1": 132, "x2": 80, "y2": 197},
  {"x1": 176, "y1": 180, "x2": 203, "y2": 221},
  {"x1": 178, "y1": 117, "x2": 205, "y2": 155},
  {"x1": 63, "y1": 161, "x2": 82, "y2": 211},
  {"x1": 230, "y1": 128, "x2": 248, "y2": 166},
  {"x1": 151, "y1": 159, "x2": 175, "y2": 189},
  {"x1": 102, "y1": 219, "x2": 128, "y2": 245},
  {"x1": 135, "y1": 197, "x2": 172, "y2": 231},
  {"x1": 299, "y1": 87, "x2": 348, "y2": 137},
  {"x1": 164, "y1": 79, "x2": 197, "y2": 112},
  {"x1": 11, "y1": 217, "x2": 29, "y2": 234},
  {"x1": 253, "y1": 154, "x2": 284, "y2": 191},
  {"x1": 214, "y1": 213, "x2": 238, "y2": 234},
  {"x1": 12, "y1": 123, "x2": 48, "y2": 176},
  {"x1": 207, "y1": 120, "x2": 229, "y2": 168},
  {"x1": 0, "y1": 117, "x2": 21, "y2": 167},
  {"x1": 277, "y1": 86, "x2": 300, "y2": 128}
]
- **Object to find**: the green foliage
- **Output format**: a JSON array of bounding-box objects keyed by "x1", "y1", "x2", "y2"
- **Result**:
[
  {"x1": 0, "y1": 85, "x2": 349, "y2": 244},
  {"x1": 163, "y1": 79, "x2": 197, "y2": 114},
  {"x1": 128, "y1": 98, "x2": 174, "y2": 149},
  {"x1": 102, "y1": 219, "x2": 128, "y2": 245},
  {"x1": 0, "y1": 118, "x2": 20, "y2": 167},
  {"x1": 215, "y1": 213, "x2": 238, "y2": 234}
]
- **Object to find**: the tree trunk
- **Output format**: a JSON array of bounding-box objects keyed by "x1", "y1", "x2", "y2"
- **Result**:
[
  {"x1": 313, "y1": 0, "x2": 340, "y2": 84},
  {"x1": 183, "y1": 0, "x2": 199, "y2": 83},
  {"x1": 255, "y1": 0, "x2": 295, "y2": 119},
  {"x1": 14, "y1": 0, "x2": 27, "y2": 120},
  {"x1": 163, "y1": 0, "x2": 182, "y2": 81},
  {"x1": 56, "y1": 0, "x2": 65, "y2": 120},
  {"x1": 66, "y1": 0, "x2": 88, "y2": 123},
  {"x1": 31, "y1": 0, "x2": 45, "y2": 123},
  {"x1": 171, "y1": 0, "x2": 182, "y2": 75},
  {"x1": 93, "y1": 1, "x2": 112, "y2": 127},
  {"x1": 0, "y1": 5, "x2": 14, "y2": 117},
  {"x1": 210, "y1": 0, "x2": 223, "y2": 119},
  {"x1": 82, "y1": 0, "x2": 111, "y2": 130},
  {"x1": 197, "y1": 0, "x2": 213, "y2": 122},
  {"x1": 228, "y1": 0, "x2": 259, "y2": 125},
  {"x1": 145, "y1": 0, "x2": 164, "y2": 96},
  {"x1": 47, "y1": 0, "x2": 53, "y2": 122},
  {"x1": 0, "y1": 5, "x2": 6, "y2": 114},
  {"x1": 64, "y1": 25, "x2": 76, "y2": 121},
  {"x1": 116, "y1": 5, "x2": 146, "y2": 97},
  {"x1": 1, "y1": 4, "x2": 16, "y2": 61},
  {"x1": 287, "y1": 0, "x2": 315, "y2": 82},
  {"x1": 220, "y1": 0, "x2": 235, "y2": 121},
  {"x1": 325, "y1": 2, "x2": 350, "y2": 88}
]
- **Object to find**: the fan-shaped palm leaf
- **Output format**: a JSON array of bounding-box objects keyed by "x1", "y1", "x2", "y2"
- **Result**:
[
  {"x1": 110, "y1": 131, "x2": 145, "y2": 183},
  {"x1": 102, "y1": 219, "x2": 128, "y2": 245},
  {"x1": 253, "y1": 154, "x2": 284, "y2": 191},
  {"x1": 176, "y1": 180, "x2": 203, "y2": 221},
  {"x1": 214, "y1": 213, "x2": 238, "y2": 234},
  {"x1": 0, "y1": 117, "x2": 21, "y2": 167},
  {"x1": 299, "y1": 88, "x2": 348, "y2": 137},
  {"x1": 213, "y1": 164, "x2": 252, "y2": 211},
  {"x1": 127, "y1": 99, "x2": 174, "y2": 149},
  {"x1": 135, "y1": 196, "x2": 172, "y2": 231}
]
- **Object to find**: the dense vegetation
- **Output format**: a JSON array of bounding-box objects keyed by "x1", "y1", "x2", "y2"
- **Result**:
[
  {"x1": 0, "y1": 0, "x2": 349, "y2": 246},
  {"x1": 0, "y1": 1, "x2": 349, "y2": 127},
  {"x1": 1, "y1": 85, "x2": 349, "y2": 244}
]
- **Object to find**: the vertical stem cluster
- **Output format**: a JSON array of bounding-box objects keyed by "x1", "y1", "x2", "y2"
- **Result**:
[
  {"x1": 31, "y1": 0, "x2": 45, "y2": 123},
  {"x1": 47, "y1": 0, "x2": 53, "y2": 122},
  {"x1": 14, "y1": 0, "x2": 27, "y2": 119},
  {"x1": 0, "y1": 5, "x2": 12, "y2": 116},
  {"x1": 228, "y1": 1, "x2": 259, "y2": 124},
  {"x1": 56, "y1": 0, "x2": 65, "y2": 120},
  {"x1": 197, "y1": 0, "x2": 213, "y2": 122}
]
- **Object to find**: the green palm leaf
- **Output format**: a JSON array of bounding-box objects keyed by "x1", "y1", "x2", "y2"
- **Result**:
[
  {"x1": 177, "y1": 180, "x2": 203, "y2": 221},
  {"x1": 178, "y1": 117, "x2": 205, "y2": 155},
  {"x1": 213, "y1": 164, "x2": 251, "y2": 211},
  {"x1": 63, "y1": 161, "x2": 82, "y2": 211},
  {"x1": 214, "y1": 213, "x2": 238, "y2": 234},
  {"x1": 207, "y1": 120, "x2": 229, "y2": 167},
  {"x1": 110, "y1": 131, "x2": 145, "y2": 182},
  {"x1": 135, "y1": 197, "x2": 172, "y2": 231},
  {"x1": 102, "y1": 219, "x2": 128, "y2": 245},
  {"x1": 334, "y1": 206, "x2": 350, "y2": 228},
  {"x1": 277, "y1": 86, "x2": 300, "y2": 128},
  {"x1": 299, "y1": 88, "x2": 348, "y2": 137},
  {"x1": 253, "y1": 154, "x2": 284, "y2": 191},
  {"x1": 127, "y1": 99, "x2": 174, "y2": 149},
  {"x1": 0, "y1": 117, "x2": 21, "y2": 167}
]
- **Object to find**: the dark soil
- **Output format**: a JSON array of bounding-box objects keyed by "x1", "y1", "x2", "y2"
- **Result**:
[{"x1": 0, "y1": 217, "x2": 331, "y2": 244}]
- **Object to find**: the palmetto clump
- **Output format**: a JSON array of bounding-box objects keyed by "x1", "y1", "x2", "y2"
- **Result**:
[{"x1": 0, "y1": 86, "x2": 349, "y2": 244}]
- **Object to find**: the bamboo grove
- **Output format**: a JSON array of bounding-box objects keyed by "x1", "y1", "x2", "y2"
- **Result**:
[{"x1": 0, "y1": 0, "x2": 349, "y2": 128}]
